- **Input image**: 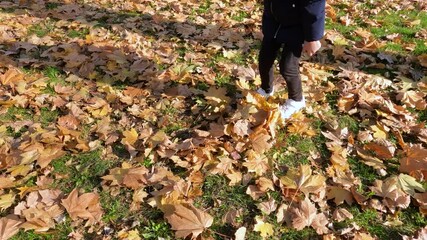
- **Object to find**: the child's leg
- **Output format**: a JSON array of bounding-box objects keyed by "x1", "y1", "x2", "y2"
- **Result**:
[
  {"x1": 279, "y1": 44, "x2": 303, "y2": 101},
  {"x1": 258, "y1": 38, "x2": 281, "y2": 93}
]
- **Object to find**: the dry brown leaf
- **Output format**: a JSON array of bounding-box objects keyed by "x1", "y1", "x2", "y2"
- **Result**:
[
  {"x1": 399, "y1": 144, "x2": 427, "y2": 178},
  {"x1": 354, "y1": 232, "x2": 376, "y2": 240},
  {"x1": 102, "y1": 163, "x2": 148, "y2": 189},
  {"x1": 0, "y1": 215, "x2": 22, "y2": 240},
  {"x1": 356, "y1": 147, "x2": 386, "y2": 170},
  {"x1": 243, "y1": 150, "x2": 270, "y2": 176},
  {"x1": 290, "y1": 198, "x2": 316, "y2": 230},
  {"x1": 233, "y1": 119, "x2": 252, "y2": 137},
  {"x1": 61, "y1": 188, "x2": 103, "y2": 224},
  {"x1": 364, "y1": 140, "x2": 395, "y2": 160},
  {"x1": 326, "y1": 186, "x2": 354, "y2": 205},
  {"x1": 280, "y1": 165, "x2": 326, "y2": 196},
  {"x1": 164, "y1": 203, "x2": 213, "y2": 239},
  {"x1": 414, "y1": 192, "x2": 427, "y2": 215},
  {"x1": 57, "y1": 114, "x2": 80, "y2": 130},
  {"x1": 37, "y1": 145, "x2": 65, "y2": 169},
  {"x1": 333, "y1": 208, "x2": 354, "y2": 222},
  {"x1": 249, "y1": 130, "x2": 272, "y2": 154},
  {"x1": 370, "y1": 178, "x2": 410, "y2": 212},
  {"x1": 396, "y1": 91, "x2": 427, "y2": 110},
  {"x1": 258, "y1": 199, "x2": 277, "y2": 215}
]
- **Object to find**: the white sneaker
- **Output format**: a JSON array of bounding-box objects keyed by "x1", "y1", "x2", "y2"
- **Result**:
[
  {"x1": 280, "y1": 97, "x2": 306, "y2": 120},
  {"x1": 256, "y1": 87, "x2": 274, "y2": 98}
]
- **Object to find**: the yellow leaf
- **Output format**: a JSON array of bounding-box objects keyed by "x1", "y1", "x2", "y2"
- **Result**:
[
  {"x1": 204, "y1": 87, "x2": 231, "y2": 105},
  {"x1": 0, "y1": 193, "x2": 15, "y2": 211},
  {"x1": 370, "y1": 124, "x2": 387, "y2": 139},
  {"x1": 223, "y1": 49, "x2": 239, "y2": 59},
  {"x1": 122, "y1": 128, "x2": 139, "y2": 146},
  {"x1": 253, "y1": 216, "x2": 274, "y2": 239},
  {"x1": 127, "y1": 230, "x2": 141, "y2": 240},
  {"x1": 7, "y1": 164, "x2": 33, "y2": 177},
  {"x1": 408, "y1": 19, "x2": 421, "y2": 27},
  {"x1": 397, "y1": 174, "x2": 425, "y2": 197},
  {"x1": 20, "y1": 149, "x2": 40, "y2": 165}
]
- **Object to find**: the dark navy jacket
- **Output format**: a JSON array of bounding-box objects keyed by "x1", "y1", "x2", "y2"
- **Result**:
[{"x1": 262, "y1": 0, "x2": 326, "y2": 45}]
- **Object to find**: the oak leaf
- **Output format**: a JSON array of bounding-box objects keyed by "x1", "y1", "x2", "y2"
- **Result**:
[{"x1": 164, "y1": 203, "x2": 213, "y2": 239}]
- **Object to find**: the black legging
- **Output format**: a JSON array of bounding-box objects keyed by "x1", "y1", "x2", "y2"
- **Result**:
[{"x1": 258, "y1": 38, "x2": 303, "y2": 101}]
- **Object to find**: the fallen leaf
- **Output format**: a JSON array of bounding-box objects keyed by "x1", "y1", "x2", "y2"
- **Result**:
[
  {"x1": 102, "y1": 163, "x2": 148, "y2": 189},
  {"x1": 326, "y1": 186, "x2": 354, "y2": 205},
  {"x1": 333, "y1": 208, "x2": 354, "y2": 222},
  {"x1": 280, "y1": 165, "x2": 326, "y2": 196},
  {"x1": 121, "y1": 128, "x2": 139, "y2": 146},
  {"x1": 164, "y1": 203, "x2": 213, "y2": 239},
  {"x1": 0, "y1": 193, "x2": 15, "y2": 211},
  {"x1": 253, "y1": 216, "x2": 274, "y2": 239},
  {"x1": 0, "y1": 215, "x2": 22, "y2": 240},
  {"x1": 61, "y1": 189, "x2": 103, "y2": 224},
  {"x1": 397, "y1": 174, "x2": 425, "y2": 197},
  {"x1": 289, "y1": 198, "x2": 317, "y2": 230},
  {"x1": 235, "y1": 227, "x2": 247, "y2": 240},
  {"x1": 258, "y1": 199, "x2": 277, "y2": 215},
  {"x1": 399, "y1": 144, "x2": 427, "y2": 177}
]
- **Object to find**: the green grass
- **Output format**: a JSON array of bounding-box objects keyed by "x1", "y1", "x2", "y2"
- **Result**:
[
  {"x1": 338, "y1": 114, "x2": 360, "y2": 133},
  {"x1": 45, "y1": 2, "x2": 60, "y2": 10},
  {"x1": 38, "y1": 107, "x2": 59, "y2": 127},
  {"x1": 51, "y1": 150, "x2": 114, "y2": 193},
  {"x1": 269, "y1": 134, "x2": 317, "y2": 170},
  {"x1": 6, "y1": 125, "x2": 28, "y2": 138},
  {"x1": 100, "y1": 190, "x2": 132, "y2": 223},
  {"x1": 10, "y1": 221, "x2": 72, "y2": 240},
  {"x1": 140, "y1": 221, "x2": 174, "y2": 240},
  {"x1": 196, "y1": 175, "x2": 259, "y2": 239},
  {"x1": 348, "y1": 157, "x2": 378, "y2": 192},
  {"x1": 196, "y1": 1, "x2": 212, "y2": 14},
  {"x1": 0, "y1": 106, "x2": 34, "y2": 122},
  {"x1": 335, "y1": 206, "x2": 427, "y2": 239},
  {"x1": 231, "y1": 11, "x2": 250, "y2": 22},
  {"x1": 67, "y1": 28, "x2": 90, "y2": 39},
  {"x1": 27, "y1": 20, "x2": 56, "y2": 38},
  {"x1": 42, "y1": 66, "x2": 68, "y2": 95}
]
